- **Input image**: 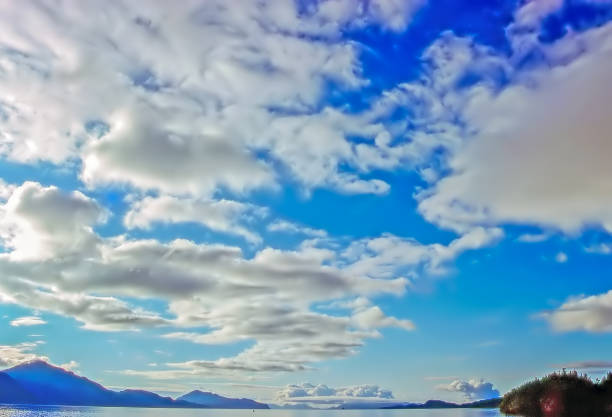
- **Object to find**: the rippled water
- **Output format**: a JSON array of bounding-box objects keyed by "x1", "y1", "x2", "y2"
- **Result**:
[{"x1": 0, "y1": 406, "x2": 509, "y2": 417}]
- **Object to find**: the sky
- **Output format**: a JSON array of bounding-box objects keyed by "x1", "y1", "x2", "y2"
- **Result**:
[{"x1": 1, "y1": 0, "x2": 612, "y2": 407}]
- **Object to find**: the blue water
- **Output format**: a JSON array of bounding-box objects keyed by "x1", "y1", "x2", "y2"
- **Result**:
[{"x1": 0, "y1": 406, "x2": 509, "y2": 417}]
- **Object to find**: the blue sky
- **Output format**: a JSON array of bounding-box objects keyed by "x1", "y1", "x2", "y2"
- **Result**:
[{"x1": 1, "y1": 0, "x2": 612, "y2": 407}]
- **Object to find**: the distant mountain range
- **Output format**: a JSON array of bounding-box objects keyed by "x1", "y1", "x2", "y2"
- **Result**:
[
  {"x1": 178, "y1": 390, "x2": 268, "y2": 408},
  {"x1": 381, "y1": 398, "x2": 502, "y2": 409},
  {"x1": 0, "y1": 360, "x2": 500, "y2": 410},
  {"x1": 0, "y1": 360, "x2": 267, "y2": 408}
]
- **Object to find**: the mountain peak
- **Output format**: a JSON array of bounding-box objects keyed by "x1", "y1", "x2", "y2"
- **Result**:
[
  {"x1": 186, "y1": 390, "x2": 220, "y2": 397},
  {"x1": 7, "y1": 360, "x2": 61, "y2": 371},
  {"x1": 5, "y1": 359, "x2": 79, "y2": 378}
]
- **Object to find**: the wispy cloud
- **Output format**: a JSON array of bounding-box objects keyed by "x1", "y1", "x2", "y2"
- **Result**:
[
  {"x1": 0, "y1": 342, "x2": 48, "y2": 367},
  {"x1": 10, "y1": 316, "x2": 46, "y2": 327},
  {"x1": 267, "y1": 220, "x2": 327, "y2": 238},
  {"x1": 540, "y1": 290, "x2": 612, "y2": 333}
]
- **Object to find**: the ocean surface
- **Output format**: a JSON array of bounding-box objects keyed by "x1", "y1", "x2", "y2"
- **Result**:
[{"x1": 0, "y1": 406, "x2": 511, "y2": 417}]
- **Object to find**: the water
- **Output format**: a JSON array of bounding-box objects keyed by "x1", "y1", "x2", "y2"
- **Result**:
[{"x1": 0, "y1": 406, "x2": 509, "y2": 417}]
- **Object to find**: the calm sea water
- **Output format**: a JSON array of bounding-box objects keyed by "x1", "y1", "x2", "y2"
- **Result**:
[{"x1": 0, "y1": 406, "x2": 509, "y2": 417}]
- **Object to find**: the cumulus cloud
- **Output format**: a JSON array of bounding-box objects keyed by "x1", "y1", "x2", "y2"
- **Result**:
[
  {"x1": 81, "y1": 106, "x2": 275, "y2": 196},
  {"x1": 0, "y1": 342, "x2": 48, "y2": 368},
  {"x1": 275, "y1": 382, "x2": 394, "y2": 405},
  {"x1": 541, "y1": 290, "x2": 612, "y2": 332},
  {"x1": 0, "y1": 0, "x2": 428, "y2": 198},
  {"x1": 124, "y1": 195, "x2": 266, "y2": 244},
  {"x1": 436, "y1": 379, "x2": 500, "y2": 400},
  {"x1": 0, "y1": 343, "x2": 80, "y2": 371},
  {"x1": 7, "y1": 0, "x2": 608, "y2": 381},
  {"x1": 0, "y1": 183, "x2": 493, "y2": 377},
  {"x1": 10, "y1": 316, "x2": 46, "y2": 327},
  {"x1": 416, "y1": 22, "x2": 612, "y2": 235},
  {"x1": 0, "y1": 182, "x2": 105, "y2": 261},
  {"x1": 0, "y1": 180, "x2": 418, "y2": 373}
]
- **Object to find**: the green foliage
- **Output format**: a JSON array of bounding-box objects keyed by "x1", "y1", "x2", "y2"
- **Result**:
[{"x1": 500, "y1": 370, "x2": 612, "y2": 416}]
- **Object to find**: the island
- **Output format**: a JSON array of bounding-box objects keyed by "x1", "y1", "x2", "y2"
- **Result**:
[{"x1": 500, "y1": 370, "x2": 612, "y2": 416}]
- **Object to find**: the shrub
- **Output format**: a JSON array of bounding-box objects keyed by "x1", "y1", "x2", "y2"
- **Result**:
[{"x1": 500, "y1": 370, "x2": 608, "y2": 416}]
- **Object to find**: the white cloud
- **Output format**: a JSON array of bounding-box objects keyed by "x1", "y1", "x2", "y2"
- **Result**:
[
  {"x1": 0, "y1": 342, "x2": 48, "y2": 368},
  {"x1": 275, "y1": 382, "x2": 394, "y2": 405},
  {"x1": 60, "y1": 360, "x2": 80, "y2": 371},
  {"x1": 417, "y1": 23, "x2": 612, "y2": 235},
  {"x1": 2, "y1": 280, "x2": 171, "y2": 332},
  {"x1": 81, "y1": 105, "x2": 275, "y2": 196},
  {"x1": 313, "y1": 0, "x2": 426, "y2": 32},
  {"x1": 342, "y1": 227, "x2": 503, "y2": 279},
  {"x1": 349, "y1": 298, "x2": 415, "y2": 331},
  {"x1": 436, "y1": 379, "x2": 500, "y2": 400},
  {"x1": 555, "y1": 252, "x2": 568, "y2": 263},
  {"x1": 517, "y1": 233, "x2": 550, "y2": 243},
  {"x1": 9, "y1": 0, "x2": 610, "y2": 381},
  {"x1": 10, "y1": 316, "x2": 46, "y2": 327},
  {"x1": 0, "y1": 0, "x2": 428, "y2": 198},
  {"x1": 584, "y1": 243, "x2": 612, "y2": 254},
  {"x1": 0, "y1": 342, "x2": 80, "y2": 371},
  {"x1": 541, "y1": 290, "x2": 612, "y2": 332},
  {"x1": 267, "y1": 220, "x2": 327, "y2": 238},
  {"x1": 124, "y1": 195, "x2": 265, "y2": 244},
  {"x1": 0, "y1": 180, "x2": 415, "y2": 373}
]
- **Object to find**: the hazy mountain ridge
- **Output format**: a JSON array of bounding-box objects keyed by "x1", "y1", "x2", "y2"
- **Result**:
[
  {"x1": 0, "y1": 360, "x2": 501, "y2": 410},
  {"x1": 4, "y1": 360, "x2": 121, "y2": 406},
  {"x1": 0, "y1": 371, "x2": 36, "y2": 404},
  {"x1": 1, "y1": 360, "x2": 213, "y2": 408},
  {"x1": 381, "y1": 398, "x2": 502, "y2": 409},
  {"x1": 178, "y1": 390, "x2": 269, "y2": 409}
]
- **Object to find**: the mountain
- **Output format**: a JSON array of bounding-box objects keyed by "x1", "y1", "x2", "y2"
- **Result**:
[
  {"x1": 115, "y1": 389, "x2": 198, "y2": 408},
  {"x1": 383, "y1": 397, "x2": 502, "y2": 409},
  {"x1": 0, "y1": 371, "x2": 36, "y2": 404},
  {"x1": 4, "y1": 360, "x2": 117, "y2": 406},
  {"x1": 466, "y1": 398, "x2": 503, "y2": 408},
  {"x1": 1, "y1": 360, "x2": 205, "y2": 408},
  {"x1": 178, "y1": 390, "x2": 269, "y2": 409},
  {"x1": 335, "y1": 401, "x2": 404, "y2": 409},
  {"x1": 422, "y1": 400, "x2": 458, "y2": 408}
]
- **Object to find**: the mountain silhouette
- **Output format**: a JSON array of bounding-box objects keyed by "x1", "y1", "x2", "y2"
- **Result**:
[
  {"x1": 178, "y1": 390, "x2": 269, "y2": 408},
  {"x1": 1, "y1": 360, "x2": 205, "y2": 407},
  {"x1": 4, "y1": 360, "x2": 117, "y2": 406},
  {"x1": 115, "y1": 389, "x2": 197, "y2": 408},
  {"x1": 0, "y1": 371, "x2": 36, "y2": 404}
]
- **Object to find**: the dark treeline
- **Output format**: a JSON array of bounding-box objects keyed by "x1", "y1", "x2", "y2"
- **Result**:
[{"x1": 500, "y1": 370, "x2": 612, "y2": 416}]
